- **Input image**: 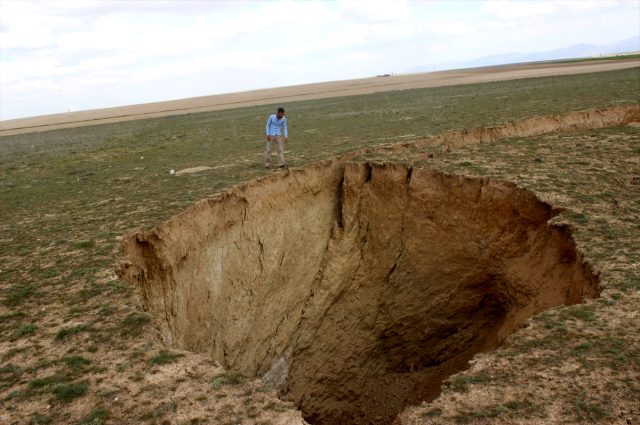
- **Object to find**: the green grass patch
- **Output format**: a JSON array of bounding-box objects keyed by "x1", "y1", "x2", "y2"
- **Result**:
[
  {"x1": 574, "y1": 396, "x2": 609, "y2": 422},
  {"x1": 3, "y1": 283, "x2": 38, "y2": 307},
  {"x1": 119, "y1": 312, "x2": 152, "y2": 337},
  {"x1": 422, "y1": 407, "x2": 443, "y2": 417},
  {"x1": 3, "y1": 390, "x2": 21, "y2": 400},
  {"x1": 536, "y1": 311, "x2": 569, "y2": 332},
  {"x1": 0, "y1": 311, "x2": 27, "y2": 323},
  {"x1": 55, "y1": 324, "x2": 90, "y2": 341},
  {"x1": 256, "y1": 383, "x2": 272, "y2": 393},
  {"x1": 567, "y1": 211, "x2": 589, "y2": 224},
  {"x1": 11, "y1": 323, "x2": 37, "y2": 339},
  {"x1": 70, "y1": 266, "x2": 101, "y2": 284},
  {"x1": 154, "y1": 400, "x2": 177, "y2": 418},
  {"x1": 619, "y1": 276, "x2": 640, "y2": 292},
  {"x1": 62, "y1": 356, "x2": 92, "y2": 370},
  {"x1": 54, "y1": 382, "x2": 89, "y2": 402},
  {"x1": 74, "y1": 240, "x2": 96, "y2": 250},
  {"x1": 2, "y1": 347, "x2": 27, "y2": 361},
  {"x1": 77, "y1": 407, "x2": 109, "y2": 425},
  {"x1": 0, "y1": 363, "x2": 22, "y2": 386},
  {"x1": 211, "y1": 372, "x2": 246, "y2": 389},
  {"x1": 573, "y1": 342, "x2": 593, "y2": 353},
  {"x1": 75, "y1": 283, "x2": 106, "y2": 302},
  {"x1": 454, "y1": 399, "x2": 544, "y2": 423},
  {"x1": 568, "y1": 306, "x2": 596, "y2": 322},
  {"x1": 148, "y1": 350, "x2": 184, "y2": 365},
  {"x1": 28, "y1": 415, "x2": 52, "y2": 425},
  {"x1": 29, "y1": 374, "x2": 64, "y2": 390},
  {"x1": 447, "y1": 373, "x2": 492, "y2": 393},
  {"x1": 27, "y1": 374, "x2": 73, "y2": 399}
]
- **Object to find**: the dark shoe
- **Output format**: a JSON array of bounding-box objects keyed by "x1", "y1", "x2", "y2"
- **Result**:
[
  {"x1": 265, "y1": 165, "x2": 270, "y2": 169},
  {"x1": 278, "y1": 164, "x2": 286, "y2": 169}
]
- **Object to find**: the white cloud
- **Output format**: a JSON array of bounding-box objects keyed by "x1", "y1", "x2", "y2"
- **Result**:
[
  {"x1": 555, "y1": 0, "x2": 621, "y2": 13},
  {"x1": 427, "y1": 19, "x2": 476, "y2": 37},
  {"x1": 483, "y1": 0, "x2": 628, "y2": 22},
  {"x1": 0, "y1": 0, "x2": 638, "y2": 120},
  {"x1": 482, "y1": 0, "x2": 554, "y2": 20},
  {"x1": 336, "y1": 0, "x2": 413, "y2": 23}
]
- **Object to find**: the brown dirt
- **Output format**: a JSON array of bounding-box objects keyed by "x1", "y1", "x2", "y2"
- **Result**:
[
  {"x1": 114, "y1": 104, "x2": 639, "y2": 424},
  {"x1": 174, "y1": 166, "x2": 213, "y2": 176},
  {"x1": 1, "y1": 59, "x2": 638, "y2": 136}
]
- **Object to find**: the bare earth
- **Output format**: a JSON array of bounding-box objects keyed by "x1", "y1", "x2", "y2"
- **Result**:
[{"x1": 1, "y1": 59, "x2": 638, "y2": 136}]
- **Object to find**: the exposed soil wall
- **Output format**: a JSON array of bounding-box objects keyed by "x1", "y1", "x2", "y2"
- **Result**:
[
  {"x1": 118, "y1": 160, "x2": 599, "y2": 424},
  {"x1": 282, "y1": 163, "x2": 599, "y2": 425},
  {"x1": 363, "y1": 104, "x2": 640, "y2": 156},
  {"x1": 118, "y1": 160, "x2": 344, "y2": 370}
]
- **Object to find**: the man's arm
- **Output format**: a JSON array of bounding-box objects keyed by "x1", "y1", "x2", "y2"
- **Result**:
[
  {"x1": 283, "y1": 117, "x2": 288, "y2": 142},
  {"x1": 265, "y1": 115, "x2": 272, "y2": 140}
]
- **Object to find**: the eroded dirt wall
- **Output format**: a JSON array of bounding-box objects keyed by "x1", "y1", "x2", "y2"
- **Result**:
[
  {"x1": 118, "y1": 160, "x2": 599, "y2": 424},
  {"x1": 282, "y1": 163, "x2": 598, "y2": 424},
  {"x1": 360, "y1": 104, "x2": 640, "y2": 156},
  {"x1": 118, "y1": 161, "x2": 345, "y2": 374}
]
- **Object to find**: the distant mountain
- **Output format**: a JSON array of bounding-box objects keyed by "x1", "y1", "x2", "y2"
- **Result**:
[{"x1": 411, "y1": 36, "x2": 640, "y2": 73}]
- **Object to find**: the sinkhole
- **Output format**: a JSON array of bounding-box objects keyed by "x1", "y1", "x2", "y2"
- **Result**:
[{"x1": 117, "y1": 161, "x2": 599, "y2": 424}]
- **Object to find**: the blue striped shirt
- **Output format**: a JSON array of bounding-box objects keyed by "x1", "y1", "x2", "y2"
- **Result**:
[{"x1": 265, "y1": 114, "x2": 288, "y2": 138}]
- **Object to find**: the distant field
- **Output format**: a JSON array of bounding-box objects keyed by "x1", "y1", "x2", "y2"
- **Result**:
[
  {"x1": 1, "y1": 57, "x2": 638, "y2": 136},
  {"x1": 543, "y1": 52, "x2": 640, "y2": 64},
  {"x1": 0, "y1": 67, "x2": 638, "y2": 424}
]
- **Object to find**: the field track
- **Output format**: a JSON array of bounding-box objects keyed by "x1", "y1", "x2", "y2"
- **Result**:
[{"x1": 1, "y1": 58, "x2": 638, "y2": 136}]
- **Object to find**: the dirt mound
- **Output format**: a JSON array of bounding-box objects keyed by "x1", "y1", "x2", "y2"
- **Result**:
[
  {"x1": 118, "y1": 159, "x2": 599, "y2": 424},
  {"x1": 363, "y1": 104, "x2": 640, "y2": 156}
]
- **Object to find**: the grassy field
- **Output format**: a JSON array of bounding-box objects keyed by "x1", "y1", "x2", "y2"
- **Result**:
[
  {"x1": 0, "y1": 67, "x2": 639, "y2": 424},
  {"x1": 544, "y1": 53, "x2": 640, "y2": 64}
]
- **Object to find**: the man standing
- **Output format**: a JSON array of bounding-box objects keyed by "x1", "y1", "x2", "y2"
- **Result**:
[{"x1": 265, "y1": 107, "x2": 288, "y2": 169}]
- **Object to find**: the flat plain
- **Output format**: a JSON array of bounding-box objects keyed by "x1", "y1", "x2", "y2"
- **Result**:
[
  {"x1": 1, "y1": 58, "x2": 638, "y2": 136},
  {"x1": 0, "y1": 61, "x2": 639, "y2": 424}
]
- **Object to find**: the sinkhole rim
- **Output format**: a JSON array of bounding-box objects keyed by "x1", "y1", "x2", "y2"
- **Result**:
[{"x1": 117, "y1": 160, "x2": 600, "y2": 425}]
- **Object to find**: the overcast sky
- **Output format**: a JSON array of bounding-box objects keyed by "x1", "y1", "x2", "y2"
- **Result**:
[{"x1": 1, "y1": 0, "x2": 639, "y2": 121}]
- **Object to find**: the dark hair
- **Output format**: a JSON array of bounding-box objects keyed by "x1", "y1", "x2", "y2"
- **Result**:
[{"x1": 277, "y1": 107, "x2": 285, "y2": 113}]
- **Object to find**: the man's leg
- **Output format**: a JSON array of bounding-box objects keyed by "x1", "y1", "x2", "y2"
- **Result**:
[
  {"x1": 275, "y1": 137, "x2": 285, "y2": 167},
  {"x1": 264, "y1": 139, "x2": 273, "y2": 168}
]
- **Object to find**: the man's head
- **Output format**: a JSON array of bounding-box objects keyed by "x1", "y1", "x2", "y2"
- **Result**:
[{"x1": 276, "y1": 107, "x2": 285, "y2": 119}]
